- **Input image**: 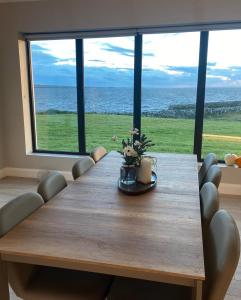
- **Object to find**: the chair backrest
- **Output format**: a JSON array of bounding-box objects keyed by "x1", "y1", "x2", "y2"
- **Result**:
[
  {"x1": 91, "y1": 146, "x2": 107, "y2": 163},
  {"x1": 199, "y1": 153, "x2": 218, "y2": 187},
  {"x1": 72, "y1": 156, "x2": 95, "y2": 180},
  {"x1": 204, "y1": 209, "x2": 240, "y2": 300},
  {"x1": 0, "y1": 192, "x2": 44, "y2": 237},
  {"x1": 37, "y1": 171, "x2": 67, "y2": 202},
  {"x1": 202, "y1": 165, "x2": 222, "y2": 189},
  {"x1": 0, "y1": 193, "x2": 44, "y2": 297},
  {"x1": 200, "y1": 182, "x2": 219, "y2": 235}
]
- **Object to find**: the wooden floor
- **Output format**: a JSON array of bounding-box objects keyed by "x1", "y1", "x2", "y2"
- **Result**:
[{"x1": 0, "y1": 176, "x2": 240, "y2": 300}]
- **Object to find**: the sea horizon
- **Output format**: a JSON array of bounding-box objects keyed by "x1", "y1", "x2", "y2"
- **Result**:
[{"x1": 34, "y1": 85, "x2": 241, "y2": 117}]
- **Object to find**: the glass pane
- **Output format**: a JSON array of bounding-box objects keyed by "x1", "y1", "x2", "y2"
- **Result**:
[
  {"x1": 202, "y1": 30, "x2": 241, "y2": 160},
  {"x1": 141, "y1": 32, "x2": 200, "y2": 153},
  {"x1": 31, "y1": 40, "x2": 78, "y2": 152},
  {"x1": 83, "y1": 36, "x2": 134, "y2": 152}
]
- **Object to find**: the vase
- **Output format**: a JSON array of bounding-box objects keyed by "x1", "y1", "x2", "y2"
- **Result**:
[{"x1": 120, "y1": 164, "x2": 137, "y2": 185}]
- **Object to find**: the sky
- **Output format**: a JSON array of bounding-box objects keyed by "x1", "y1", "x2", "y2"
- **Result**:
[{"x1": 31, "y1": 29, "x2": 241, "y2": 88}]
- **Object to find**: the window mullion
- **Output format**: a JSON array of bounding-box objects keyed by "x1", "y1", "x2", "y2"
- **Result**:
[
  {"x1": 76, "y1": 39, "x2": 86, "y2": 154},
  {"x1": 133, "y1": 34, "x2": 143, "y2": 132},
  {"x1": 193, "y1": 31, "x2": 209, "y2": 161}
]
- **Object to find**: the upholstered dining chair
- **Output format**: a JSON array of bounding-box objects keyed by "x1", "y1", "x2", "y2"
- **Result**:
[
  {"x1": 0, "y1": 193, "x2": 113, "y2": 300},
  {"x1": 91, "y1": 146, "x2": 107, "y2": 163},
  {"x1": 200, "y1": 182, "x2": 219, "y2": 235},
  {"x1": 201, "y1": 165, "x2": 222, "y2": 190},
  {"x1": 107, "y1": 210, "x2": 240, "y2": 300},
  {"x1": 203, "y1": 209, "x2": 240, "y2": 300},
  {"x1": 8, "y1": 264, "x2": 113, "y2": 300},
  {"x1": 72, "y1": 156, "x2": 95, "y2": 180},
  {"x1": 0, "y1": 192, "x2": 44, "y2": 237},
  {"x1": 37, "y1": 171, "x2": 67, "y2": 202},
  {"x1": 199, "y1": 153, "x2": 218, "y2": 188}
]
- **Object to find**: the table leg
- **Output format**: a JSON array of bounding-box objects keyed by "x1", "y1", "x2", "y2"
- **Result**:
[
  {"x1": 0, "y1": 256, "x2": 9, "y2": 300},
  {"x1": 192, "y1": 280, "x2": 202, "y2": 300}
]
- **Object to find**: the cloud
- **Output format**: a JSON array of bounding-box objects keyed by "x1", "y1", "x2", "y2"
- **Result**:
[
  {"x1": 54, "y1": 59, "x2": 76, "y2": 66},
  {"x1": 207, "y1": 62, "x2": 217, "y2": 67},
  {"x1": 206, "y1": 75, "x2": 230, "y2": 81},
  {"x1": 102, "y1": 43, "x2": 134, "y2": 57},
  {"x1": 143, "y1": 52, "x2": 154, "y2": 57},
  {"x1": 32, "y1": 40, "x2": 75, "y2": 60},
  {"x1": 30, "y1": 37, "x2": 241, "y2": 88},
  {"x1": 31, "y1": 44, "x2": 58, "y2": 65},
  {"x1": 88, "y1": 59, "x2": 105, "y2": 63}
]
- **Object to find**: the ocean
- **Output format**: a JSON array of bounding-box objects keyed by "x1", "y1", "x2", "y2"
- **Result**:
[{"x1": 34, "y1": 86, "x2": 241, "y2": 114}]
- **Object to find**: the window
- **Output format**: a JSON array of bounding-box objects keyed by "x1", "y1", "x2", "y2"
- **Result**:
[
  {"x1": 30, "y1": 40, "x2": 78, "y2": 152},
  {"x1": 141, "y1": 32, "x2": 200, "y2": 153},
  {"x1": 202, "y1": 29, "x2": 241, "y2": 160},
  {"x1": 83, "y1": 36, "x2": 134, "y2": 152},
  {"x1": 27, "y1": 27, "x2": 241, "y2": 161}
]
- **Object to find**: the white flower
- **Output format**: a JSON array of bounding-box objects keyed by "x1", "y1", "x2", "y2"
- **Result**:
[
  {"x1": 111, "y1": 135, "x2": 118, "y2": 141},
  {"x1": 123, "y1": 146, "x2": 138, "y2": 157},
  {"x1": 129, "y1": 128, "x2": 139, "y2": 135},
  {"x1": 129, "y1": 130, "x2": 135, "y2": 135}
]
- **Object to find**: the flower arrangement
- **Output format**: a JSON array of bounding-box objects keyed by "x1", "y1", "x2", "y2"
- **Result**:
[{"x1": 114, "y1": 128, "x2": 154, "y2": 166}]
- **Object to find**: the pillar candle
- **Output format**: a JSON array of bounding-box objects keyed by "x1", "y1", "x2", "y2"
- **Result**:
[{"x1": 137, "y1": 158, "x2": 152, "y2": 184}]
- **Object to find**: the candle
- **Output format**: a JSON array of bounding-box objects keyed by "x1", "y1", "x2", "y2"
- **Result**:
[{"x1": 137, "y1": 158, "x2": 152, "y2": 184}]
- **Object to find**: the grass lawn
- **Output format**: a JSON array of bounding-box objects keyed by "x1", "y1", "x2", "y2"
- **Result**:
[{"x1": 36, "y1": 113, "x2": 241, "y2": 160}]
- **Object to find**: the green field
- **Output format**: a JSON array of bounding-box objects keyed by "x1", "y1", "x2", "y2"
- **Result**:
[{"x1": 36, "y1": 113, "x2": 241, "y2": 160}]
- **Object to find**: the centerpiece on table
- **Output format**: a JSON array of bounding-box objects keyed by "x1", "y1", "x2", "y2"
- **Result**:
[{"x1": 115, "y1": 128, "x2": 155, "y2": 187}]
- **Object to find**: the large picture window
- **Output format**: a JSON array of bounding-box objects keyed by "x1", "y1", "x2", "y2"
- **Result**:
[
  {"x1": 202, "y1": 29, "x2": 241, "y2": 160},
  {"x1": 141, "y1": 32, "x2": 200, "y2": 154},
  {"x1": 27, "y1": 28, "x2": 241, "y2": 161},
  {"x1": 30, "y1": 39, "x2": 78, "y2": 152},
  {"x1": 83, "y1": 36, "x2": 134, "y2": 152}
]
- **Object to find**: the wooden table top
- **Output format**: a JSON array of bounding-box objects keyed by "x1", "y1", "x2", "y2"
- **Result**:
[{"x1": 0, "y1": 152, "x2": 205, "y2": 286}]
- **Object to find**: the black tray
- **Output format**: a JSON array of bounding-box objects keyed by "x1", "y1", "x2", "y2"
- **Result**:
[{"x1": 118, "y1": 171, "x2": 157, "y2": 195}]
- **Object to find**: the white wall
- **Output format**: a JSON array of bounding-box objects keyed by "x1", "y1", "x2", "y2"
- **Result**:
[
  {"x1": 0, "y1": 100, "x2": 4, "y2": 169},
  {"x1": 0, "y1": 31, "x2": 5, "y2": 170},
  {"x1": 1, "y1": 0, "x2": 241, "y2": 173}
]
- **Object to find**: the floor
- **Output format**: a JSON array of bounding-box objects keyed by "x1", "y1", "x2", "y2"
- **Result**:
[{"x1": 0, "y1": 177, "x2": 240, "y2": 300}]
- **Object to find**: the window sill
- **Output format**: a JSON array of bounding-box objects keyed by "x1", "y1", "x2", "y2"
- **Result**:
[{"x1": 26, "y1": 152, "x2": 83, "y2": 159}]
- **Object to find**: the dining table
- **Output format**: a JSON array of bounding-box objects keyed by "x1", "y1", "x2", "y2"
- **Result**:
[{"x1": 0, "y1": 151, "x2": 205, "y2": 300}]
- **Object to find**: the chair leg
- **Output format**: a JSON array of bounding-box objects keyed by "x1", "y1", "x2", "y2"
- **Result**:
[
  {"x1": 0, "y1": 256, "x2": 10, "y2": 300},
  {"x1": 192, "y1": 280, "x2": 202, "y2": 300}
]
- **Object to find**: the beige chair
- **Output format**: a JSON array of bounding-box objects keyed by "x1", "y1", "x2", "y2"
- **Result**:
[
  {"x1": 37, "y1": 171, "x2": 67, "y2": 202},
  {"x1": 199, "y1": 153, "x2": 218, "y2": 188},
  {"x1": 91, "y1": 146, "x2": 107, "y2": 163},
  {"x1": 107, "y1": 210, "x2": 240, "y2": 300},
  {"x1": 200, "y1": 182, "x2": 219, "y2": 235},
  {"x1": 0, "y1": 192, "x2": 44, "y2": 237},
  {"x1": 0, "y1": 193, "x2": 113, "y2": 300},
  {"x1": 8, "y1": 263, "x2": 113, "y2": 300},
  {"x1": 72, "y1": 156, "x2": 95, "y2": 180},
  {"x1": 203, "y1": 209, "x2": 240, "y2": 299},
  {"x1": 201, "y1": 164, "x2": 222, "y2": 189}
]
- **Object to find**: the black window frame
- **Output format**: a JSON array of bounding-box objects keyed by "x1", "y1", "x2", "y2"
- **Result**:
[{"x1": 26, "y1": 27, "x2": 239, "y2": 162}]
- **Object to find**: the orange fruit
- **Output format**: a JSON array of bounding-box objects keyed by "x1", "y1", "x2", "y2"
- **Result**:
[{"x1": 235, "y1": 157, "x2": 241, "y2": 168}]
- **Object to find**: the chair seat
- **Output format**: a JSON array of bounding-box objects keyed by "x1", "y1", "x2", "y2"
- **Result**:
[
  {"x1": 22, "y1": 266, "x2": 112, "y2": 300},
  {"x1": 108, "y1": 277, "x2": 192, "y2": 300}
]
